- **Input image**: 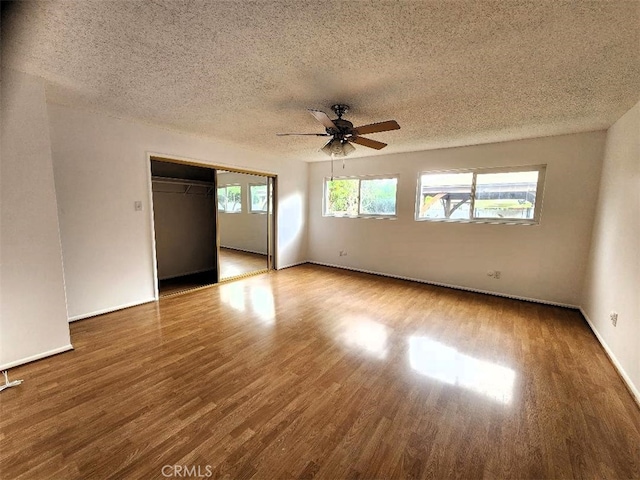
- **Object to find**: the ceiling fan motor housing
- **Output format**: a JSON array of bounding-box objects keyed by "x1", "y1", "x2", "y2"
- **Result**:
[
  {"x1": 277, "y1": 104, "x2": 399, "y2": 155},
  {"x1": 328, "y1": 118, "x2": 354, "y2": 137}
]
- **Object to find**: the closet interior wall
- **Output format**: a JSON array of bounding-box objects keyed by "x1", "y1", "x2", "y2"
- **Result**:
[{"x1": 150, "y1": 160, "x2": 217, "y2": 291}]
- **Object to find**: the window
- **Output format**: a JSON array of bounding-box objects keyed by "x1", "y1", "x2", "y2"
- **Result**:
[
  {"x1": 217, "y1": 184, "x2": 242, "y2": 213},
  {"x1": 249, "y1": 184, "x2": 268, "y2": 213},
  {"x1": 416, "y1": 165, "x2": 545, "y2": 224},
  {"x1": 417, "y1": 172, "x2": 473, "y2": 220},
  {"x1": 324, "y1": 175, "x2": 398, "y2": 218}
]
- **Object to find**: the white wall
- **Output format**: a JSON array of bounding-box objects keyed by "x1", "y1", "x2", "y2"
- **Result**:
[
  {"x1": 152, "y1": 184, "x2": 216, "y2": 280},
  {"x1": 0, "y1": 70, "x2": 72, "y2": 369},
  {"x1": 48, "y1": 104, "x2": 308, "y2": 321},
  {"x1": 218, "y1": 172, "x2": 268, "y2": 254},
  {"x1": 308, "y1": 132, "x2": 606, "y2": 306},
  {"x1": 581, "y1": 101, "x2": 640, "y2": 402}
]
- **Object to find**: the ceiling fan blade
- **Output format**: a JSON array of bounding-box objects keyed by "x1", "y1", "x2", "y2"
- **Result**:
[
  {"x1": 353, "y1": 120, "x2": 400, "y2": 135},
  {"x1": 308, "y1": 109, "x2": 338, "y2": 131},
  {"x1": 349, "y1": 136, "x2": 388, "y2": 150},
  {"x1": 276, "y1": 133, "x2": 330, "y2": 136}
]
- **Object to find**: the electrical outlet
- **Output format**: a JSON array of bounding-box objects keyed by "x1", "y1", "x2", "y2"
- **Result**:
[
  {"x1": 339, "y1": 250, "x2": 347, "y2": 257},
  {"x1": 494, "y1": 271, "x2": 501, "y2": 279},
  {"x1": 487, "y1": 270, "x2": 494, "y2": 277},
  {"x1": 134, "y1": 200, "x2": 143, "y2": 211},
  {"x1": 610, "y1": 312, "x2": 618, "y2": 327}
]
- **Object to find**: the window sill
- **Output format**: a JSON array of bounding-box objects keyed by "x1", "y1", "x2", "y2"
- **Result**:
[
  {"x1": 414, "y1": 217, "x2": 539, "y2": 226},
  {"x1": 323, "y1": 214, "x2": 398, "y2": 220}
]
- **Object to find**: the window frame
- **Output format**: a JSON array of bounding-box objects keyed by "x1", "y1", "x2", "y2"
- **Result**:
[
  {"x1": 415, "y1": 164, "x2": 546, "y2": 225},
  {"x1": 217, "y1": 184, "x2": 243, "y2": 213},
  {"x1": 248, "y1": 183, "x2": 268, "y2": 214},
  {"x1": 323, "y1": 174, "x2": 400, "y2": 219}
]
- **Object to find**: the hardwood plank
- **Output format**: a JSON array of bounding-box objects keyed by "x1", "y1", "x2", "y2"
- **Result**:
[
  {"x1": 219, "y1": 248, "x2": 268, "y2": 281},
  {"x1": 1, "y1": 264, "x2": 639, "y2": 479}
]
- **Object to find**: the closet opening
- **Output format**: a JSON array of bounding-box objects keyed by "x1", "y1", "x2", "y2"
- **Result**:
[{"x1": 149, "y1": 156, "x2": 276, "y2": 297}]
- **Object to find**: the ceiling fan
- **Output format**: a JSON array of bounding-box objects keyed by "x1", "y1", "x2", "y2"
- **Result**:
[{"x1": 277, "y1": 104, "x2": 400, "y2": 157}]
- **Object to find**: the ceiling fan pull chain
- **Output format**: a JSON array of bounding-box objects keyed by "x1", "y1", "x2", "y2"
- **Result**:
[{"x1": 331, "y1": 153, "x2": 335, "y2": 180}]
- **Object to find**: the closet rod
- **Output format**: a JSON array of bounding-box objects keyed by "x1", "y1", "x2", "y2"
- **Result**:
[{"x1": 151, "y1": 176, "x2": 215, "y2": 187}]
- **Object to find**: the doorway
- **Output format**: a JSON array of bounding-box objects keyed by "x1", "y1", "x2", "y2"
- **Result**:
[{"x1": 149, "y1": 156, "x2": 276, "y2": 297}]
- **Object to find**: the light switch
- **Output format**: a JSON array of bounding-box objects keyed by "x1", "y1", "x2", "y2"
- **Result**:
[{"x1": 134, "y1": 201, "x2": 143, "y2": 211}]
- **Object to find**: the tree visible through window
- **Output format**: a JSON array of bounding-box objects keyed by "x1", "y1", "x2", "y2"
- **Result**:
[
  {"x1": 324, "y1": 176, "x2": 398, "y2": 217},
  {"x1": 326, "y1": 179, "x2": 359, "y2": 216},
  {"x1": 249, "y1": 184, "x2": 268, "y2": 213},
  {"x1": 360, "y1": 178, "x2": 397, "y2": 215},
  {"x1": 218, "y1": 185, "x2": 242, "y2": 213}
]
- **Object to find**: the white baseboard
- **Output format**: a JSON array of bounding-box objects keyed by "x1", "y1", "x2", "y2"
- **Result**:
[
  {"x1": 308, "y1": 261, "x2": 579, "y2": 309},
  {"x1": 579, "y1": 308, "x2": 640, "y2": 406},
  {"x1": 68, "y1": 297, "x2": 156, "y2": 322},
  {"x1": 220, "y1": 245, "x2": 267, "y2": 256},
  {"x1": 0, "y1": 344, "x2": 74, "y2": 371},
  {"x1": 276, "y1": 260, "x2": 309, "y2": 270}
]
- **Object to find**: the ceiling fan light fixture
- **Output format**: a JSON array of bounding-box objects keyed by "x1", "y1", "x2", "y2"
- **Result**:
[
  {"x1": 342, "y1": 140, "x2": 355, "y2": 156},
  {"x1": 321, "y1": 138, "x2": 353, "y2": 157}
]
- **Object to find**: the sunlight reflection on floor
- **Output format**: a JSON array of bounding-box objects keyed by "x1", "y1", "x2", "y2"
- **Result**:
[
  {"x1": 339, "y1": 317, "x2": 389, "y2": 359},
  {"x1": 408, "y1": 336, "x2": 515, "y2": 404},
  {"x1": 218, "y1": 281, "x2": 515, "y2": 402},
  {"x1": 219, "y1": 282, "x2": 275, "y2": 325}
]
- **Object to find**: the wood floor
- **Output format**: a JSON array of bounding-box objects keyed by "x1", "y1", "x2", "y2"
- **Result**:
[
  {"x1": 219, "y1": 247, "x2": 268, "y2": 280},
  {"x1": 1, "y1": 265, "x2": 639, "y2": 479},
  {"x1": 159, "y1": 270, "x2": 218, "y2": 296},
  {"x1": 158, "y1": 250, "x2": 268, "y2": 296}
]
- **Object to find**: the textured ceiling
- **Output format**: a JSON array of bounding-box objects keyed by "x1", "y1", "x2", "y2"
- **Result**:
[{"x1": 3, "y1": 1, "x2": 639, "y2": 162}]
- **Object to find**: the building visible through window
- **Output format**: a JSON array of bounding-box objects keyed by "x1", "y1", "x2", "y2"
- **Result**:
[{"x1": 416, "y1": 165, "x2": 546, "y2": 224}]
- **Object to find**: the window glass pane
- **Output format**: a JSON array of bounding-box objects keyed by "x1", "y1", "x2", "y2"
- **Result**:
[
  {"x1": 474, "y1": 171, "x2": 538, "y2": 220},
  {"x1": 359, "y1": 178, "x2": 398, "y2": 215},
  {"x1": 225, "y1": 185, "x2": 242, "y2": 212},
  {"x1": 250, "y1": 184, "x2": 268, "y2": 212},
  {"x1": 325, "y1": 179, "x2": 359, "y2": 216},
  {"x1": 418, "y1": 172, "x2": 473, "y2": 219},
  {"x1": 217, "y1": 187, "x2": 226, "y2": 211}
]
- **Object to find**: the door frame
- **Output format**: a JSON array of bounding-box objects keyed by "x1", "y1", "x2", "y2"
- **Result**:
[{"x1": 145, "y1": 152, "x2": 278, "y2": 300}]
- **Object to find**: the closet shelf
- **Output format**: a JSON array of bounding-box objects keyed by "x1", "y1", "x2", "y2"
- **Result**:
[
  {"x1": 151, "y1": 176, "x2": 215, "y2": 187},
  {"x1": 152, "y1": 176, "x2": 215, "y2": 196}
]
